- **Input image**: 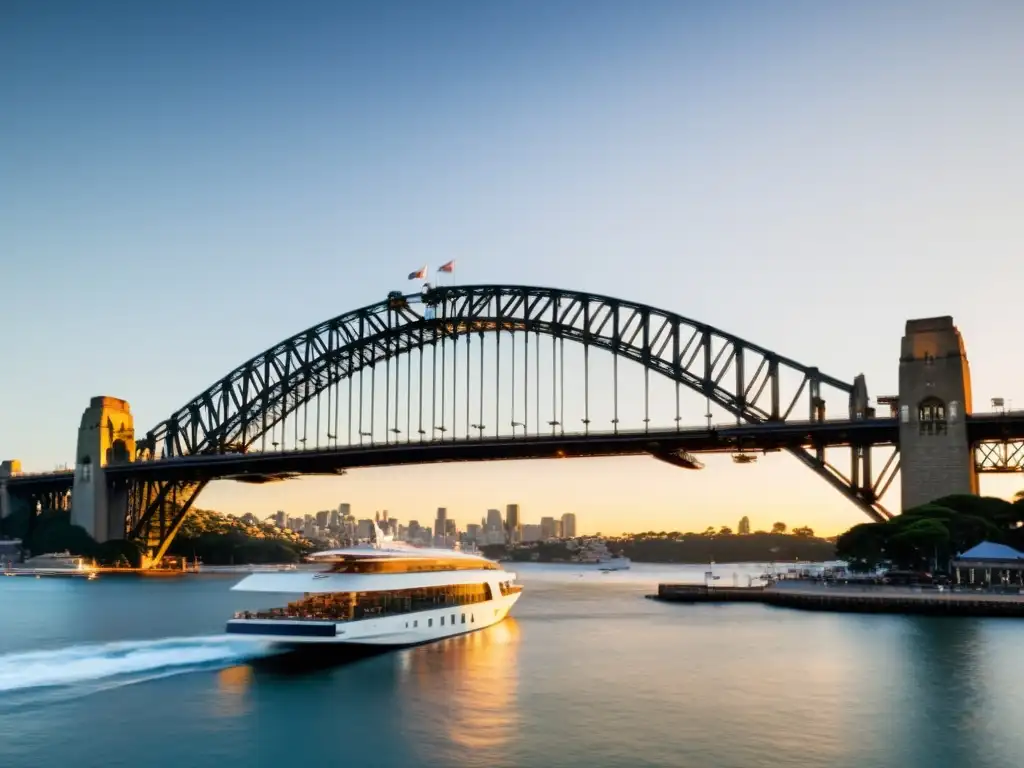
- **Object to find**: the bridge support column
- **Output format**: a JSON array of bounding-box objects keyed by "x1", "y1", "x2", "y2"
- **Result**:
[
  {"x1": 898, "y1": 317, "x2": 977, "y2": 510},
  {"x1": 70, "y1": 397, "x2": 136, "y2": 541},
  {"x1": 0, "y1": 460, "x2": 20, "y2": 519}
]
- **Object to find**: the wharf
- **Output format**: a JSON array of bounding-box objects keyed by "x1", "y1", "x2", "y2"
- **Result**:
[
  {"x1": 3, "y1": 567, "x2": 188, "y2": 579},
  {"x1": 650, "y1": 582, "x2": 1024, "y2": 618}
]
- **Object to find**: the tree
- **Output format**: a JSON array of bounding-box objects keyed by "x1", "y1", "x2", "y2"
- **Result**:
[
  {"x1": 836, "y1": 522, "x2": 888, "y2": 571},
  {"x1": 887, "y1": 518, "x2": 951, "y2": 571},
  {"x1": 718, "y1": 526, "x2": 733, "y2": 536},
  {"x1": 771, "y1": 522, "x2": 787, "y2": 534},
  {"x1": 791, "y1": 526, "x2": 815, "y2": 537},
  {"x1": 836, "y1": 495, "x2": 1022, "y2": 572}
]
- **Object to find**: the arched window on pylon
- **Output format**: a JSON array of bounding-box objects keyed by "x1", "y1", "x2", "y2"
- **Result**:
[{"x1": 918, "y1": 396, "x2": 947, "y2": 436}]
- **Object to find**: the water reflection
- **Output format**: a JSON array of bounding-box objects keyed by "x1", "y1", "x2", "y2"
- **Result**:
[
  {"x1": 213, "y1": 664, "x2": 254, "y2": 718},
  {"x1": 398, "y1": 620, "x2": 522, "y2": 762},
  {"x1": 900, "y1": 618, "x2": 988, "y2": 766}
]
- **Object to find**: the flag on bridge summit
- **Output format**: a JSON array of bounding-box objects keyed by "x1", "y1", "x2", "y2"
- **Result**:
[
  {"x1": 438, "y1": 260, "x2": 455, "y2": 273},
  {"x1": 407, "y1": 265, "x2": 427, "y2": 280}
]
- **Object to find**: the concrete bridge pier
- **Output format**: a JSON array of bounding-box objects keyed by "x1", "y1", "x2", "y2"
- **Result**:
[
  {"x1": 898, "y1": 317, "x2": 978, "y2": 510},
  {"x1": 0, "y1": 460, "x2": 19, "y2": 519},
  {"x1": 70, "y1": 397, "x2": 136, "y2": 541}
]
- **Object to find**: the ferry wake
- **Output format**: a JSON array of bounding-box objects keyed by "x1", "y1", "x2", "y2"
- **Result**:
[{"x1": 225, "y1": 523, "x2": 522, "y2": 647}]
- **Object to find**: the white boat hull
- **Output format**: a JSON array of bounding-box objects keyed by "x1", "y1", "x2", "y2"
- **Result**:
[
  {"x1": 569, "y1": 557, "x2": 631, "y2": 571},
  {"x1": 226, "y1": 591, "x2": 521, "y2": 647}
]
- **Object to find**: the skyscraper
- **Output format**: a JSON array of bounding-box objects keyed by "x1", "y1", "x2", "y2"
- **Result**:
[
  {"x1": 435, "y1": 508, "x2": 448, "y2": 545},
  {"x1": 486, "y1": 508, "x2": 502, "y2": 531},
  {"x1": 738, "y1": 516, "x2": 751, "y2": 535},
  {"x1": 540, "y1": 516, "x2": 556, "y2": 539},
  {"x1": 505, "y1": 504, "x2": 521, "y2": 543},
  {"x1": 561, "y1": 513, "x2": 577, "y2": 538}
]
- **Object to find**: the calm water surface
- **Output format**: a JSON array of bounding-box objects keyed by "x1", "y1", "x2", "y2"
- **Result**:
[{"x1": 1, "y1": 563, "x2": 1023, "y2": 768}]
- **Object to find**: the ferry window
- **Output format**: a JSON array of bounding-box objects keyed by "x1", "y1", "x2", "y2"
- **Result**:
[
  {"x1": 461, "y1": 614, "x2": 466, "y2": 624},
  {"x1": 451, "y1": 614, "x2": 456, "y2": 624},
  {"x1": 414, "y1": 620, "x2": 418, "y2": 628},
  {"x1": 471, "y1": 614, "x2": 475, "y2": 623},
  {"x1": 428, "y1": 618, "x2": 433, "y2": 627}
]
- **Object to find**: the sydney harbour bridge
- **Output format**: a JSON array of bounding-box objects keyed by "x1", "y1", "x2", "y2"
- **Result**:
[{"x1": 2, "y1": 284, "x2": 1023, "y2": 568}]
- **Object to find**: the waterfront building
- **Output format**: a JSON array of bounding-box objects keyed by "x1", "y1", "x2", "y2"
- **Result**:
[{"x1": 561, "y1": 513, "x2": 577, "y2": 538}]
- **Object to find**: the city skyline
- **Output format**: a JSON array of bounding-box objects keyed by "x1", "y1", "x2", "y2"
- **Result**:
[{"x1": 4, "y1": 2, "x2": 1024, "y2": 536}]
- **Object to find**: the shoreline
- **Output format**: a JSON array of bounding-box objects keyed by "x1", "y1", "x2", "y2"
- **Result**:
[{"x1": 650, "y1": 581, "x2": 1024, "y2": 618}]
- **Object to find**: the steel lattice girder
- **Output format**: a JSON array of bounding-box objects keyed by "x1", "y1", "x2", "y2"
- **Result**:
[
  {"x1": 129, "y1": 284, "x2": 888, "y2": 546},
  {"x1": 976, "y1": 441, "x2": 1024, "y2": 473},
  {"x1": 140, "y1": 285, "x2": 859, "y2": 458}
]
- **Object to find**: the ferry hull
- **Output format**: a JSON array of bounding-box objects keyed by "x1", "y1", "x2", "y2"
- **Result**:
[{"x1": 226, "y1": 591, "x2": 521, "y2": 647}]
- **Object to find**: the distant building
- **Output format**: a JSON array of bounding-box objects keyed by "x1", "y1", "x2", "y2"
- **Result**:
[
  {"x1": 316, "y1": 510, "x2": 330, "y2": 529},
  {"x1": 408, "y1": 520, "x2": 422, "y2": 543},
  {"x1": 466, "y1": 523, "x2": 481, "y2": 542},
  {"x1": 521, "y1": 524, "x2": 542, "y2": 543},
  {"x1": 561, "y1": 513, "x2": 577, "y2": 538},
  {"x1": 486, "y1": 508, "x2": 503, "y2": 533},
  {"x1": 356, "y1": 519, "x2": 374, "y2": 540},
  {"x1": 274, "y1": 510, "x2": 287, "y2": 529},
  {"x1": 738, "y1": 516, "x2": 751, "y2": 535},
  {"x1": 506, "y1": 504, "x2": 521, "y2": 543},
  {"x1": 540, "y1": 516, "x2": 556, "y2": 539}
]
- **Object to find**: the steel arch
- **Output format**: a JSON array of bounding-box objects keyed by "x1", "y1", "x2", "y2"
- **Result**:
[
  {"x1": 128, "y1": 285, "x2": 886, "y2": 559},
  {"x1": 141, "y1": 285, "x2": 856, "y2": 458}
]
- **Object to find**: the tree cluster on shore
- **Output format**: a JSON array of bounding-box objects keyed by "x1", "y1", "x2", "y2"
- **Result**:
[
  {"x1": 0, "y1": 506, "x2": 313, "y2": 567},
  {"x1": 836, "y1": 494, "x2": 1024, "y2": 572},
  {"x1": 482, "y1": 527, "x2": 836, "y2": 564}
]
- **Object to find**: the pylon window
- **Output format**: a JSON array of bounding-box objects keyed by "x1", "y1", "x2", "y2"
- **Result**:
[{"x1": 918, "y1": 397, "x2": 947, "y2": 435}]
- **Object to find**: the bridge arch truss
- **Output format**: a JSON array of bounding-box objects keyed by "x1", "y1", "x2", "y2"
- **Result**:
[{"x1": 126, "y1": 285, "x2": 895, "y2": 560}]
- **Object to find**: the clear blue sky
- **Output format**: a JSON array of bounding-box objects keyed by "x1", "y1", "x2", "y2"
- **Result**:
[{"x1": 3, "y1": 0, "x2": 1023, "y2": 535}]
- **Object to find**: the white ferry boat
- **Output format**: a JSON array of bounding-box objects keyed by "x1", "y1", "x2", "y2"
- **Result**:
[
  {"x1": 573, "y1": 539, "x2": 631, "y2": 571},
  {"x1": 4, "y1": 551, "x2": 97, "y2": 577},
  {"x1": 225, "y1": 524, "x2": 522, "y2": 647}
]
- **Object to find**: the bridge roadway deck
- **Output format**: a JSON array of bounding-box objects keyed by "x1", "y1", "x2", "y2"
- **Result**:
[
  {"x1": 97, "y1": 418, "x2": 897, "y2": 483},
  {"x1": 5, "y1": 412, "x2": 1024, "y2": 489}
]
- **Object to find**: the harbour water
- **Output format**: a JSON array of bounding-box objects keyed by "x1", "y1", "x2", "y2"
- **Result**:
[{"x1": 2, "y1": 562, "x2": 1024, "y2": 767}]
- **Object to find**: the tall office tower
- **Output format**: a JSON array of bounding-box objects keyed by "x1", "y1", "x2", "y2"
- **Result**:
[
  {"x1": 505, "y1": 504, "x2": 521, "y2": 543},
  {"x1": 486, "y1": 508, "x2": 503, "y2": 532},
  {"x1": 561, "y1": 513, "x2": 577, "y2": 538},
  {"x1": 540, "y1": 516, "x2": 556, "y2": 539}
]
